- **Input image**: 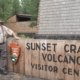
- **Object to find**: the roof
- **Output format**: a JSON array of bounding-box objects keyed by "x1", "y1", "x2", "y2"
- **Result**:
[
  {"x1": 16, "y1": 13, "x2": 32, "y2": 18},
  {"x1": 6, "y1": 13, "x2": 32, "y2": 21}
]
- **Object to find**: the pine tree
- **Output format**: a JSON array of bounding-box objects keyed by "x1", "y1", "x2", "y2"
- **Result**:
[
  {"x1": 12, "y1": 0, "x2": 21, "y2": 15},
  {"x1": 21, "y1": 0, "x2": 39, "y2": 27},
  {"x1": 0, "y1": 0, "x2": 12, "y2": 21},
  {"x1": 26, "y1": 0, "x2": 39, "y2": 16},
  {"x1": 21, "y1": 0, "x2": 28, "y2": 14}
]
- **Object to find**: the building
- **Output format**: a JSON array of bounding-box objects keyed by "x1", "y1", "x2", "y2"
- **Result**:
[
  {"x1": 6, "y1": 13, "x2": 37, "y2": 35},
  {"x1": 36, "y1": 0, "x2": 80, "y2": 39}
]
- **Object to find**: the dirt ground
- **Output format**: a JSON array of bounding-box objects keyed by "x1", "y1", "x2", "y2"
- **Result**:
[{"x1": 0, "y1": 72, "x2": 49, "y2": 80}]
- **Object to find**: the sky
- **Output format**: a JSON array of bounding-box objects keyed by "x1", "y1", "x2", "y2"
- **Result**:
[
  {"x1": 19, "y1": 0, "x2": 21, "y2": 5},
  {"x1": 19, "y1": 0, "x2": 21, "y2": 2}
]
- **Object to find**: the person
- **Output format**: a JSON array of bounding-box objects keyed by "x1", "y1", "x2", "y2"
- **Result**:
[{"x1": 0, "y1": 19, "x2": 20, "y2": 75}]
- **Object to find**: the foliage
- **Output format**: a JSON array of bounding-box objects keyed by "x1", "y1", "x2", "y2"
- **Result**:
[
  {"x1": 27, "y1": 36, "x2": 34, "y2": 39},
  {"x1": 21, "y1": 0, "x2": 39, "y2": 27},
  {"x1": 0, "y1": 0, "x2": 39, "y2": 28},
  {"x1": 21, "y1": 0, "x2": 28, "y2": 14},
  {"x1": 29, "y1": 21, "x2": 37, "y2": 28},
  {"x1": 19, "y1": 34, "x2": 34, "y2": 39},
  {"x1": 0, "y1": 0, "x2": 21, "y2": 21},
  {"x1": 18, "y1": 34, "x2": 26, "y2": 38},
  {"x1": 0, "y1": 0, "x2": 12, "y2": 21},
  {"x1": 12, "y1": 0, "x2": 21, "y2": 15},
  {"x1": 15, "y1": 32, "x2": 18, "y2": 36},
  {"x1": 15, "y1": 33, "x2": 34, "y2": 39}
]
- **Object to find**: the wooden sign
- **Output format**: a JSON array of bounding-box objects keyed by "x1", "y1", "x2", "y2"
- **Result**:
[
  {"x1": 7, "y1": 39, "x2": 80, "y2": 80},
  {"x1": 8, "y1": 43, "x2": 20, "y2": 64}
]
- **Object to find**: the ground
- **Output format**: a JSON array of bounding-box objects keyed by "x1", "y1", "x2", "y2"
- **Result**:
[{"x1": 0, "y1": 72, "x2": 48, "y2": 80}]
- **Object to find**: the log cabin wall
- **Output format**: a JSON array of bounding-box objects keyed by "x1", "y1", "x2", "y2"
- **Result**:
[
  {"x1": 6, "y1": 21, "x2": 37, "y2": 33},
  {"x1": 7, "y1": 15, "x2": 16, "y2": 22},
  {"x1": 6, "y1": 14, "x2": 37, "y2": 33}
]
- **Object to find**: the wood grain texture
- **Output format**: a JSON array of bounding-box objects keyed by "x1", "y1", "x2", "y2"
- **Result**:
[
  {"x1": 65, "y1": 40, "x2": 76, "y2": 80},
  {"x1": 7, "y1": 39, "x2": 80, "y2": 80},
  {"x1": 25, "y1": 39, "x2": 32, "y2": 76},
  {"x1": 47, "y1": 40, "x2": 57, "y2": 80},
  {"x1": 6, "y1": 22, "x2": 37, "y2": 33},
  {"x1": 31, "y1": 40, "x2": 40, "y2": 77},
  {"x1": 39, "y1": 40, "x2": 47, "y2": 78},
  {"x1": 13, "y1": 39, "x2": 20, "y2": 73},
  {"x1": 7, "y1": 38, "x2": 14, "y2": 71},
  {"x1": 56, "y1": 40, "x2": 65, "y2": 80},
  {"x1": 75, "y1": 41, "x2": 80, "y2": 80},
  {"x1": 18, "y1": 39, "x2": 25, "y2": 74}
]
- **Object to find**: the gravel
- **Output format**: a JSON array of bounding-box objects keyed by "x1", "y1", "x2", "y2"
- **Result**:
[{"x1": 0, "y1": 72, "x2": 49, "y2": 80}]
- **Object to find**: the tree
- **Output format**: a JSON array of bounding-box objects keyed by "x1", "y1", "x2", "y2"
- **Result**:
[
  {"x1": 12, "y1": 0, "x2": 21, "y2": 15},
  {"x1": 21, "y1": 0, "x2": 28, "y2": 14},
  {"x1": 21, "y1": 0, "x2": 39, "y2": 27},
  {"x1": 27, "y1": 0, "x2": 39, "y2": 27},
  {"x1": 0, "y1": 0, "x2": 12, "y2": 21}
]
